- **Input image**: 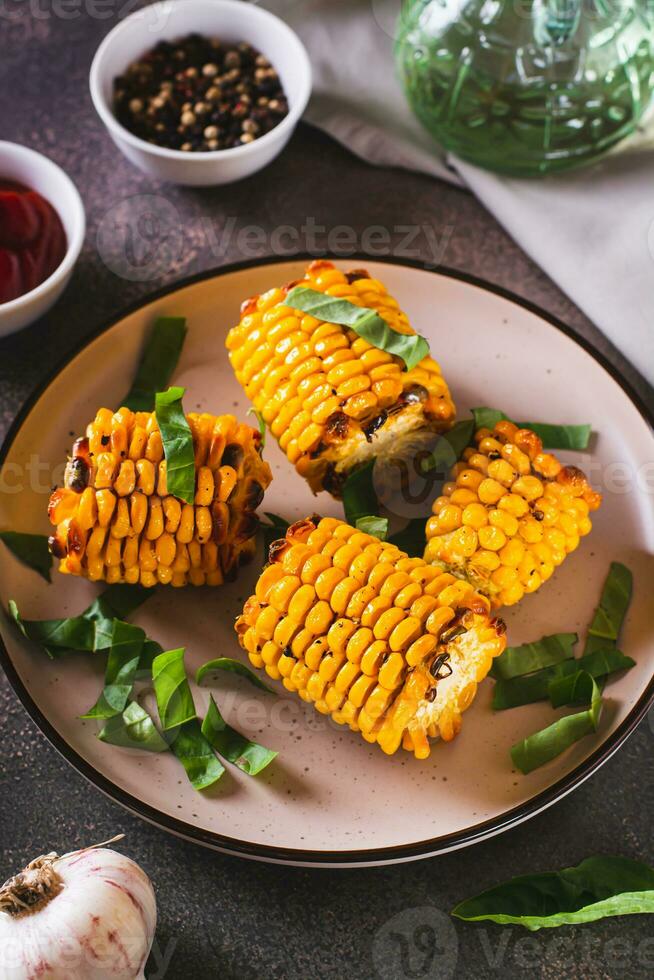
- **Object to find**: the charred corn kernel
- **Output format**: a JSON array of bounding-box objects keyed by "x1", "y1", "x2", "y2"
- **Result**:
[
  {"x1": 228, "y1": 260, "x2": 456, "y2": 498},
  {"x1": 425, "y1": 421, "x2": 601, "y2": 607},
  {"x1": 236, "y1": 516, "x2": 506, "y2": 758},
  {"x1": 48, "y1": 407, "x2": 271, "y2": 586}
]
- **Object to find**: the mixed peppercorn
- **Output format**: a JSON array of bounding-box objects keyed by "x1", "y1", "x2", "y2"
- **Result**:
[{"x1": 113, "y1": 34, "x2": 289, "y2": 152}]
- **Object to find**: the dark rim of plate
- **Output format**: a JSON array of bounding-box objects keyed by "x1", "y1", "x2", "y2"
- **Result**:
[{"x1": 1, "y1": 254, "x2": 653, "y2": 867}]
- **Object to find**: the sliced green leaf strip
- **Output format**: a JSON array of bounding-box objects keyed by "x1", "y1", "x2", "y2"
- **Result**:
[
  {"x1": 493, "y1": 645, "x2": 634, "y2": 711},
  {"x1": 492, "y1": 661, "x2": 578, "y2": 710},
  {"x1": 0, "y1": 531, "x2": 52, "y2": 583},
  {"x1": 472, "y1": 407, "x2": 508, "y2": 431},
  {"x1": 247, "y1": 407, "x2": 266, "y2": 447},
  {"x1": 123, "y1": 316, "x2": 187, "y2": 412},
  {"x1": 155, "y1": 386, "x2": 195, "y2": 505},
  {"x1": 584, "y1": 562, "x2": 633, "y2": 655},
  {"x1": 387, "y1": 517, "x2": 428, "y2": 557},
  {"x1": 170, "y1": 719, "x2": 225, "y2": 790},
  {"x1": 81, "y1": 620, "x2": 146, "y2": 719},
  {"x1": 452, "y1": 855, "x2": 654, "y2": 930},
  {"x1": 471, "y1": 407, "x2": 591, "y2": 450},
  {"x1": 196, "y1": 657, "x2": 273, "y2": 693},
  {"x1": 152, "y1": 647, "x2": 197, "y2": 731},
  {"x1": 285, "y1": 286, "x2": 429, "y2": 371},
  {"x1": 342, "y1": 460, "x2": 377, "y2": 527},
  {"x1": 510, "y1": 673, "x2": 602, "y2": 774},
  {"x1": 520, "y1": 422, "x2": 591, "y2": 451},
  {"x1": 8, "y1": 585, "x2": 150, "y2": 658},
  {"x1": 490, "y1": 633, "x2": 577, "y2": 681},
  {"x1": 201, "y1": 695, "x2": 277, "y2": 776},
  {"x1": 98, "y1": 701, "x2": 168, "y2": 752},
  {"x1": 355, "y1": 516, "x2": 388, "y2": 540},
  {"x1": 420, "y1": 420, "x2": 475, "y2": 477},
  {"x1": 548, "y1": 649, "x2": 634, "y2": 707}
]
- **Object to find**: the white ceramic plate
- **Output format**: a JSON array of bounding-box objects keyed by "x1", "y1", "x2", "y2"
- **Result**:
[{"x1": 1, "y1": 258, "x2": 653, "y2": 868}]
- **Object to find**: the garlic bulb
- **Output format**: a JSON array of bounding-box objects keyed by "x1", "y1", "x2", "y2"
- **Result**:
[{"x1": 0, "y1": 838, "x2": 156, "y2": 979}]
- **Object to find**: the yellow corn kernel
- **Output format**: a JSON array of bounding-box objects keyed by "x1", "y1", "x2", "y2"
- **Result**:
[
  {"x1": 111, "y1": 498, "x2": 131, "y2": 539},
  {"x1": 136, "y1": 459, "x2": 155, "y2": 495}
]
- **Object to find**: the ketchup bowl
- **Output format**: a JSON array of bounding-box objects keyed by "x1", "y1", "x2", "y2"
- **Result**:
[{"x1": 0, "y1": 142, "x2": 85, "y2": 337}]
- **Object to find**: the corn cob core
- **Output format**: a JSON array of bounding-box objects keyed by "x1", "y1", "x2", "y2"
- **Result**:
[
  {"x1": 226, "y1": 260, "x2": 456, "y2": 496},
  {"x1": 235, "y1": 516, "x2": 506, "y2": 759},
  {"x1": 47, "y1": 407, "x2": 272, "y2": 587},
  {"x1": 424, "y1": 420, "x2": 602, "y2": 607}
]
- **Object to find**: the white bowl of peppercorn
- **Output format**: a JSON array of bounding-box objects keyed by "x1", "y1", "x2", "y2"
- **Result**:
[{"x1": 89, "y1": 0, "x2": 311, "y2": 186}]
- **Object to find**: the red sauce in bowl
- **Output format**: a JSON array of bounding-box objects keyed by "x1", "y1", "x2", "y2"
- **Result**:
[{"x1": 0, "y1": 180, "x2": 67, "y2": 305}]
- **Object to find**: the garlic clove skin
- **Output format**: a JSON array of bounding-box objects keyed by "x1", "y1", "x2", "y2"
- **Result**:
[{"x1": 0, "y1": 847, "x2": 156, "y2": 979}]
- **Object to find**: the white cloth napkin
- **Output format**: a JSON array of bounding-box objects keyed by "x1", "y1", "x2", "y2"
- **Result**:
[{"x1": 263, "y1": 0, "x2": 654, "y2": 388}]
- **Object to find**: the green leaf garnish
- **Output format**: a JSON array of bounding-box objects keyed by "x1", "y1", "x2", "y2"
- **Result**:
[
  {"x1": 0, "y1": 531, "x2": 52, "y2": 583},
  {"x1": 419, "y1": 420, "x2": 475, "y2": 479},
  {"x1": 169, "y1": 719, "x2": 225, "y2": 790},
  {"x1": 355, "y1": 516, "x2": 388, "y2": 540},
  {"x1": 519, "y1": 422, "x2": 592, "y2": 451},
  {"x1": 584, "y1": 562, "x2": 633, "y2": 655},
  {"x1": 387, "y1": 517, "x2": 428, "y2": 557},
  {"x1": 8, "y1": 585, "x2": 150, "y2": 658},
  {"x1": 548, "y1": 649, "x2": 635, "y2": 708},
  {"x1": 452, "y1": 856, "x2": 654, "y2": 930},
  {"x1": 152, "y1": 647, "x2": 197, "y2": 731},
  {"x1": 196, "y1": 657, "x2": 274, "y2": 693},
  {"x1": 151, "y1": 646, "x2": 224, "y2": 788},
  {"x1": 261, "y1": 512, "x2": 290, "y2": 554},
  {"x1": 510, "y1": 673, "x2": 602, "y2": 774},
  {"x1": 201, "y1": 695, "x2": 277, "y2": 776},
  {"x1": 471, "y1": 407, "x2": 508, "y2": 431},
  {"x1": 342, "y1": 460, "x2": 377, "y2": 527},
  {"x1": 492, "y1": 646, "x2": 634, "y2": 711},
  {"x1": 471, "y1": 407, "x2": 591, "y2": 450},
  {"x1": 285, "y1": 286, "x2": 429, "y2": 371},
  {"x1": 81, "y1": 620, "x2": 146, "y2": 719},
  {"x1": 154, "y1": 386, "x2": 196, "y2": 505},
  {"x1": 247, "y1": 407, "x2": 266, "y2": 447},
  {"x1": 98, "y1": 700, "x2": 168, "y2": 752},
  {"x1": 490, "y1": 633, "x2": 577, "y2": 681},
  {"x1": 137, "y1": 638, "x2": 164, "y2": 674},
  {"x1": 123, "y1": 316, "x2": 187, "y2": 412}
]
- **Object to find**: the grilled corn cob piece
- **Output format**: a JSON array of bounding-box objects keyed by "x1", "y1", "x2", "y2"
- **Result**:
[
  {"x1": 48, "y1": 408, "x2": 272, "y2": 587},
  {"x1": 235, "y1": 516, "x2": 506, "y2": 758},
  {"x1": 424, "y1": 420, "x2": 602, "y2": 607},
  {"x1": 226, "y1": 260, "x2": 456, "y2": 497}
]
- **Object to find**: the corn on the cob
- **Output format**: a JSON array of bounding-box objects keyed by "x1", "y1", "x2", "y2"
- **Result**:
[
  {"x1": 424, "y1": 420, "x2": 602, "y2": 607},
  {"x1": 48, "y1": 408, "x2": 272, "y2": 587},
  {"x1": 235, "y1": 516, "x2": 506, "y2": 758},
  {"x1": 226, "y1": 260, "x2": 456, "y2": 497}
]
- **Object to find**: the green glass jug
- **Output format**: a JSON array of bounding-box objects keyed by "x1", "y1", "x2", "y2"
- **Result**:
[{"x1": 395, "y1": 0, "x2": 654, "y2": 176}]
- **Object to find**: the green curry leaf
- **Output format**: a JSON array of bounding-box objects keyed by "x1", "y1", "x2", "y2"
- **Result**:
[
  {"x1": 123, "y1": 316, "x2": 187, "y2": 412},
  {"x1": 155, "y1": 386, "x2": 196, "y2": 505},
  {"x1": 452, "y1": 856, "x2": 654, "y2": 930},
  {"x1": 285, "y1": 286, "x2": 430, "y2": 371}
]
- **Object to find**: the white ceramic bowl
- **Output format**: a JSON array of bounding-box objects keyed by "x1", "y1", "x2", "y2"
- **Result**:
[
  {"x1": 89, "y1": 0, "x2": 312, "y2": 186},
  {"x1": 0, "y1": 142, "x2": 85, "y2": 337}
]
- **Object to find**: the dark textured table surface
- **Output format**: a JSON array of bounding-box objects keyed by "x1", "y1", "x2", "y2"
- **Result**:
[{"x1": 1, "y1": 6, "x2": 653, "y2": 980}]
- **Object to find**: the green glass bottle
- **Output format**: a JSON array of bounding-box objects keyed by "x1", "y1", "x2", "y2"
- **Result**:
[{"x1": 395, "y1": 0, "x2": 654, "y2": 176}]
